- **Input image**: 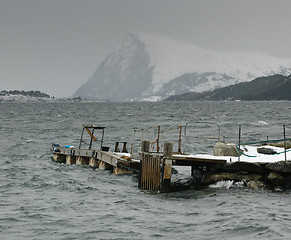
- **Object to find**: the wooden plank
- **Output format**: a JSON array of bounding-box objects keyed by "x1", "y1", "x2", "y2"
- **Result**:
[
  {"x1": 94, "y1": 151, "x2": 120, "y2": 167},
  {"x1": 173, "y1": 156, "x2": 227, "y2": 164},
  {"x1": 75, "y1": 149, "x2": 93, "y2": 157},
  {"x1": 140, "y1": 153, "x2": 161, "y2": 192},
  {"x1": 85, "y1": 128, "x2": 97, "y2": 141},
  {"x1": 82, "y1": 124, "x2": 105, "y2": 129},
  {"x1": 53, "y1": 146, "x2": 126, "y2": 168}
]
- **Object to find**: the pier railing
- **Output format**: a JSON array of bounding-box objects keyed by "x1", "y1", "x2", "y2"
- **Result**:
[
  {"x1": 131, "y1": 122, "x2": 222, "y2": 158},
  {"x1": 237, "y1": 123, "x2": 291, "y2": 161},
  {"x1": 182, "y1": 121, "x2": 222, "y2": 155},
  {"x1": 131, "y1": 125, "x2": 182, "y2": 156}
]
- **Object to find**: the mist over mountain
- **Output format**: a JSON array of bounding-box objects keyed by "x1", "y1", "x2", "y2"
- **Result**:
[{"x1": 73, "y1": 32, "x2": 291, "y2": 101}]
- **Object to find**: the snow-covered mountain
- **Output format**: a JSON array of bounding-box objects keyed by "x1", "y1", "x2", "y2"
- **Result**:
[{"x1": 73, "y1": 32, "x2": 291, "y2": 101}]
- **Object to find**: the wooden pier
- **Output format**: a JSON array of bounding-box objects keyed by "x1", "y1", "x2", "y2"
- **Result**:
[
  {"x1": 52, "y1": 141, "x2": 291, "y2": 192},
  {"x1": 52, "y1": 124, "x2": 139, "y2": 174},
  {"x1": 51, "y1": 123, "x2": 291, "y2": 192},
  {"x1": 138, "y1": 140, "x2": 226, "y2": 193},
  {"x1": 52, "y1": 139, "x2": 227, "y2": 193},
  {"x1": 52, "y1": 146, "x2": 140, "y2": 174}
]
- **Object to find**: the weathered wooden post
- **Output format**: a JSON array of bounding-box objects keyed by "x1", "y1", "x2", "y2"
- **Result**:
[
  {"x1": 98, "y1": 160, "x2": 111, "y2": 170},
  {"x1": 76, "y1": 156, "x2": 89, "y2": 165},
  {"x1": 141, "y1": 140, "x2": 150, "y2": 153},
  {"x1": 157, "y1": 126, "x2": 160, "y2": 153},
  {"x1": 66, "y1": 155, "x2": 76, "y2": 165},
  {"x1": 76, "y1": 156, "x2": 82, "y2": 165},
  {"x1": 114, "y1": 142, "x2": 120, "y2": 152},
  {"x1": 139, "y1": 140, "x2": 150, "y2": 188},
  {"x1": 89, "y1": 157, "x2": 99, "y2": 168},
  {"x1": 122, "y1": 142, "x2": 128, "y2": 153},
  {"x1": 161, "y1": 142, "x2": 173, "y2": 193},
  {"x1": 53, "y1": 153, "x2": 66, "y2": 163}
]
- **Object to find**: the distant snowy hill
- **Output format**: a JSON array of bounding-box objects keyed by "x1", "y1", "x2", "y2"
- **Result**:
[
  {"x1": 165, "y1": 74, "x2": 291, "y2": 101},
  {"x1": 73, "y1": 32, "x2": 291, "y2": 101}
]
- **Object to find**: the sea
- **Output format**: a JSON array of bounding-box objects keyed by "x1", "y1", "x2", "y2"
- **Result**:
[{"x1": 1, "y1": 101, "x2": 291, "y2": 240}]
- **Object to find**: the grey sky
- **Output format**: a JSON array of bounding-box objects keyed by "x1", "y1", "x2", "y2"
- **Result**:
[{"x1": 1, "y1": 0, "x2": 291, "y2": 97}]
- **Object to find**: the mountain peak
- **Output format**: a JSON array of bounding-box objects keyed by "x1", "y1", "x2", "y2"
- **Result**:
[{"x1": 73, "y1": 32, "x2": 291, "y2": 101}]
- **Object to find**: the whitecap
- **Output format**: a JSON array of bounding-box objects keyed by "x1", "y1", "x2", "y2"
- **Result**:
[
  {"x1": 257, "y1": 120, "x2": 268, "y2": 125},
  {"x1": 209, "y1": 180, "x2": 234, "y2": 189}
]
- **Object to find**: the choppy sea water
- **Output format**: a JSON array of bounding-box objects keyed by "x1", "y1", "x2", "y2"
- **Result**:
[{"x1": 1, "y1": 101, "x2": 291, "y2": 240}]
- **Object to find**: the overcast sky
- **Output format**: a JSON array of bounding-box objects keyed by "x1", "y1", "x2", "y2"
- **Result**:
[{"x1": 1, "y1": 0, "x2": 291, "y2": 97}]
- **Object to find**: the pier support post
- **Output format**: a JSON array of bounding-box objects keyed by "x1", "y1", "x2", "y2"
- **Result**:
[
  {"x1": 141, "y1": 140, "x2": 150, "y2": 152},
  {"x1": 122, "y1": 142, "x2": 128, "y2": 153},
  {"x1": 89, "y1": 157, "x2": 99, "y2": 168},
  {"x1": 161, "y1": 142, "x2": 173, "y2": 193},
  {"x1": 191, "y1": 166, "x2": 195, "y2": 176},
  {"x1": 114, "y1": 142, "x2": 120, "y2": 152},
  {"x1": 66, "y1": 155, "x2": 76, "y2": 165},
  {"x1": 53, "y1": 153, "x2": 66, "y2": 163},
  {"x1": 76, "y1": 156, "x2": 89, "y2": 165},
  {"x1": 98, "y1": 160, "x2": 112, "y2": 170},
  {"x1": 113, "y1": 167, "x2": 133, "y2": 175},
  {"x1": 139, "y1": 140, "x2": 150, "y2": 188}
]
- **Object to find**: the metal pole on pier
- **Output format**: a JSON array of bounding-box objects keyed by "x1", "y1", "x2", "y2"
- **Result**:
[
  {"x1": 177, "y1": 126, "x2": 182, "y2": 154},
  {"x1": 238, "y1": 125, "x2": 241, "y2": 162},
  {"x1": 79, "y1": 128, "x2": 85, "y2": 149},
  {"x1": 283, "y1": 124, "x2": 287, "y2": 162}
]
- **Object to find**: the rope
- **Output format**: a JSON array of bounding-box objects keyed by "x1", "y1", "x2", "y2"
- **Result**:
[
  {"x1": 118, "y1": 162, "x2": 139, "y2": 173},
  {"x1": 236, "y1": 138, "x2": 291, "y2": 158}
]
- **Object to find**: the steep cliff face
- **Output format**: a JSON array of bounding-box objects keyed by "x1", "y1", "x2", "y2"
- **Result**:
[
  {"x1": 74, "y1": 33, "x2": 154, "y2": 101},
  {"x1": 73, "y1": 32, "x2": 291, "y2": 101}
]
